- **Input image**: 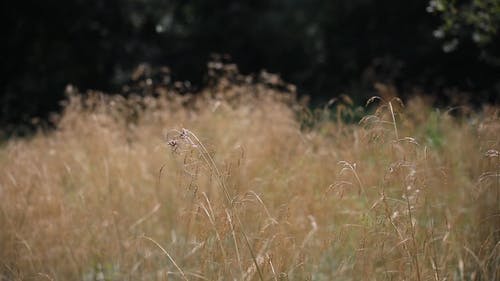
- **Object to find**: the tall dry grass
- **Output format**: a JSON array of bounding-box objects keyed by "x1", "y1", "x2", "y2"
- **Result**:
[{"x1": 0, "y1": 71, "x2": 499, "y2": 280}]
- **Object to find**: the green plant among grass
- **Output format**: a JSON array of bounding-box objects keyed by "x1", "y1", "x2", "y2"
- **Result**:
[{"x1": 425, "y1": 111, "x2": 445, "y2": 149}]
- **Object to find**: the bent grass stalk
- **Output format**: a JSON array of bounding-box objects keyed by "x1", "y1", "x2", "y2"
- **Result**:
[
  {"x1": 142, "y1": 235, "x2": 188, "y2": 281},
  {"x1": 171, "y1": 128, "x2": 265, "y2": 281}
]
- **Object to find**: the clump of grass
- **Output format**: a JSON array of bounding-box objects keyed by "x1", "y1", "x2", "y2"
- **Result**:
[{"x1": 0, "y1": 68, "x2": 498, "y2": 280}]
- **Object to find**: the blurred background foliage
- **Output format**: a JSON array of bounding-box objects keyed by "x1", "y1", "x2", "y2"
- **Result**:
[{"x1": 2, "y1": 0, "x2": 499, "y2": 132}]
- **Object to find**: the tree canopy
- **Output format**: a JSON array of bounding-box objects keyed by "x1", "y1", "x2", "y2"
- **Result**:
[{"x1": 2, "y1": 0, "x2": 499, "y2": 131}]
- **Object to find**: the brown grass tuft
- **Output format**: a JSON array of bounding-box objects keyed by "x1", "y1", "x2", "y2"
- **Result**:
[{"x1": 1, "y1": 75, "x2": 499, "y2": 280}]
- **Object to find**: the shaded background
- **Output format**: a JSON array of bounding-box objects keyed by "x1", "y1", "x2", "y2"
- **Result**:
[{"x1": 2, "y1": 0, "x2": 499, "y2": 133}]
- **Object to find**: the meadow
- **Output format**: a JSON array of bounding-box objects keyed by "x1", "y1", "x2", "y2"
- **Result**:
[{"x1": 1, "y1": 69, "x2": 499, "y2": 280}]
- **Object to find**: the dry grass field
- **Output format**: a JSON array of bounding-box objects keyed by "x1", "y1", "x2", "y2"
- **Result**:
[{"x1": 1, "y1": 72, "x2": 499, "y2": 280}]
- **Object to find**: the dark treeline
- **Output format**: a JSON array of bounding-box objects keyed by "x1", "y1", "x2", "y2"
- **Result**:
[{"x1": 2, "y1": 0, "x2": 499, "y2": 132}]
